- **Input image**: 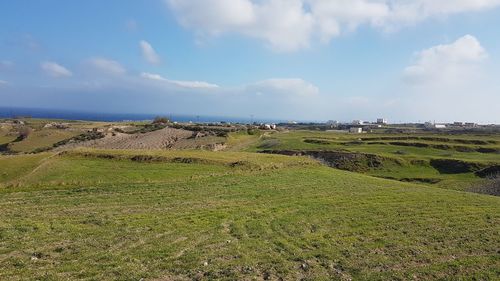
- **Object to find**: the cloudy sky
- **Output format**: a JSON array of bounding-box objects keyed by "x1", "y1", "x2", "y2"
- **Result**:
[{"x1": 1, "y1": 0, "x2": 499, "y2": 123}]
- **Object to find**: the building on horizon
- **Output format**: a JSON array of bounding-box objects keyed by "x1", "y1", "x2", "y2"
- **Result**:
[
  {"x1": 377, "y1": 118, "x2": 388, "y2": 125},
  {"x1": 349, "y1": 127, "x2": 363, "y2": 133},
  {"x1": 425, "y1": 122, "x2": 446, "y2": 129}
]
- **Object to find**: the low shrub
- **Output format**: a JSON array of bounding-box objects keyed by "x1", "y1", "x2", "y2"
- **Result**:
[{"x1": 52, "y1": 131, "x2": 106, "y2": 148}]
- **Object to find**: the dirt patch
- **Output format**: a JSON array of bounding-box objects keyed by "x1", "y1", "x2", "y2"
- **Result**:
[
  {"x1": 228, "y1": 161, "x2": 260, "y2": 170},
  {"x1": 56, "y1": 127, "x2": 193, "y2": 150},
  {"x1": 475, "y1": 165, "x2": 500, "y2": 178},
  {"x1": 409, "y1": 159, "x2": 427, "y2": 165},
  {"x1": 0, "y1": 143, "x2": 10, "y2": 153},
  {"x1": 476, "y1": 148, "x2": 499, "y2": 154},
  {"x1": 361, "y1": 136, "x2": 496, "y2": 145},
  {"x1": 340, "y1": 141, "x2": 364, "y2": 146},
  {"x1": 258, "y1": 139, "x2": 281, "y2": 149},
  {"x1": 66, "y1": 152, "x2": 118, "y2": 160},
  {"x1": 170, "y1": 136, "x2": 228, "y2": 151},
  {"x1": 171, "y1": 157, "x2": 206, "y2": 164},
  {"x1": 430, "y1": 159, "x2": 485, "y2": 174},
  {"x1": 201, "y1": 143, "x2": 227, "y2": 151},
  {"x1": 373, "y1": 141, "x2": 497, "y2": 154},
  {"x1": 468, "y1": 175, "x2": 500, "y2": 196},
  {"x1": 304, "y1": 139, "x2": 332, "y2": 145},
  {"x1": 130, "y1": 155, "x2": 170, "y2": 162},
  {"x1": 63, "y1": 151, "x2": 220, "y2": 166},
  {"x1": 262, "y1": 150, "x2": 401, "y2": 172},
  {"x1": 401, "y1": 178, "x2": 441, "y2": 184},
  {"x1": 380, "y1": 176, "x2": 442, "y2": 184},
  {"x1": 388, "y1": 142, "x2": 429, "y2": 148},
  {"x1": 455, "y1": 146, "x2": 476, "y2": 152}
]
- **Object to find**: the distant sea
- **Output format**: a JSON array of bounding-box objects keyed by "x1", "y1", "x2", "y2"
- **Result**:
[{"x1": 0, "y1": 107, "x2": 286, "y2": 124}]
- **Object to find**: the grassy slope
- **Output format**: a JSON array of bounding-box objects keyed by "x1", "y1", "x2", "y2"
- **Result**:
[
  {"x1": 249, "y1": 131, "x2": 500, "y2": 191},
  {"x1": 224, "y1": 131, "x2": 264, "y2": 152},
  {"x1": 251, "y1": 131, "x2": 500, "y2": 162},
  {"x1": 0, "y1": 150, "x2": 499, "y2": 280},
  {"x1": 0, "y1": 125, "x2": 16, "y2": 145},
  {"x1": 0, "y1": 153, "x2": 52, "y2": 183},
  {"x1": 172, "y1": 136, "x2": 227, "y2": 150},
  {"x1": 9, "y1": 129, "x2": 83, "y2": 153}
]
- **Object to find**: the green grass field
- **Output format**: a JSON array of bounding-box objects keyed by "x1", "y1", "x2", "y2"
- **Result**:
[
  {"x1": 0, "y1": 149, "x2": 499, "y2": 280},
  {"x1": 1, "y1": 121, "x2": 499, "y2": 280},
  {"x1": 8, "y1": 129, "x2": 84, "y2": 153},
  {"x1": 247, "y1": 130, "x2": 500, "y2": 192},
  {"x1": 0, "y1": 125, "x2": 17, "y2": 145}
]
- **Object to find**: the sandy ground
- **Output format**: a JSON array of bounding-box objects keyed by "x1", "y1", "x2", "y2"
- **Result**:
[{"x1": 56, "y1": 127, "x2": 194, "y2": 150}]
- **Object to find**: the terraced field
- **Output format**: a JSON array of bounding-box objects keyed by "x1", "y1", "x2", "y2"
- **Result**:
[
  {"x1": 249, "y1": 130, "x2": 500, "y2": 192},
  {"x1": 0, "y1": 149, "x2": 499, "y2": 280}
]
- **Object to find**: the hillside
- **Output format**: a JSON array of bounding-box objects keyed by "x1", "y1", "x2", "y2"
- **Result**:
[
  {"x1": 0, "y1": 149, "x2": 499, "y2": 280},
  {"x1": 250, "y1": 130, "x2": 500, "y2": 192}
]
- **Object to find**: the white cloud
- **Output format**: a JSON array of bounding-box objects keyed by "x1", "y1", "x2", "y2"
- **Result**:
[
  {"x1": 168, "y1": 0, "x2": 315, "y2": 52},
  {"x1": 403, "y1": 35, "x2": 488, "y2": 84},
  {"x1": 0, "y1": 80, "x2": 7, "y2": 85},
  {"x1": 88, "y1": 58, "x2": 126, "y2": 75},
  {"x1": 141, "y1": 72, "x2": 219, "y2": 88},
  {"x1": 140, "y1": 40, "x2": 161, "y2": 65},
  {"x1": 41, "y1": 61, "x2": 73, "y2": 78},
  {"x1": 140, "y1": 72, "x2": 321, "y2": 96},
  {"x1": 138, "y1": 72, "x2": 322, "y2": 118},
  {"x1": 385, "y1": 0, "x2": 500, "y2": 26},
  {"x1": 246, "y1": 78, "x2": 319, "y2": 96},
  {"x1": 392, "y1": 34, "x2": 499, "y2": 123},
  {"x1": 167, "y1": 0, "x2": 500, "y2": 51},
  {"x1": 169, "y1": 0, "x2": 255, "y2": 33}
]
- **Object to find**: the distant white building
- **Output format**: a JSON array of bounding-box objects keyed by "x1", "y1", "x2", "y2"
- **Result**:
[
  {"x1": 377, "y1": 118, "x2": 388, "y2": 125},
  {"x1": 349, "y1": 127, "x2": 363, "y2": 133},
  {"x1": 425, "y1": 122, "x2": 446, "y2": 129},
  {"x1": 352, "y1": 120, "x2": 363, "y2": 125},
  {"x1": 326, "y1": 120, "x2": 339, "y2": 126},
  {"x1": 260, "y1": 124, "x2": 277, "y2": 130}
]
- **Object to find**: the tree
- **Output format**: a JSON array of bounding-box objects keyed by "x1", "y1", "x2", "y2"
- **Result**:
[
  {"x1": 17, "y1": 126, "x2": 32, "y2": 141},
  {"x1": 152, "y1": 116, "x2": 170, "y2": 124}
]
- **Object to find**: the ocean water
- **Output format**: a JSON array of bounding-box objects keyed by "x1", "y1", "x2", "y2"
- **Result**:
[{"x1": 0, "y1": 107, "x2": 284, "y2": 124}]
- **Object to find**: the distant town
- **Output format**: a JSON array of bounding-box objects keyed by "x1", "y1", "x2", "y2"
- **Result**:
[{"x1": 250, "y1": 118, "x2": 499, "y2": 134}]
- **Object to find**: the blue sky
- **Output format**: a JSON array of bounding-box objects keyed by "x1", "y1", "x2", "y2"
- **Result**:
[{"x1": 1, "y1": 0, "x2": 499, "y2": 123}]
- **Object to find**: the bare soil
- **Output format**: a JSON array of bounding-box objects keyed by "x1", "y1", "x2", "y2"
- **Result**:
[{"x1": 56, "y1": 127, "x2": 193, "y2": 150}]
